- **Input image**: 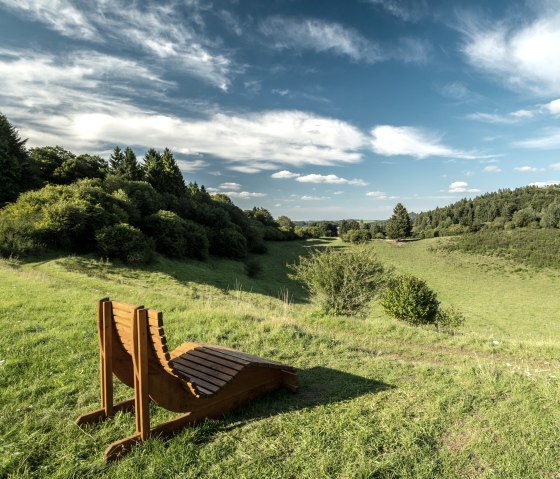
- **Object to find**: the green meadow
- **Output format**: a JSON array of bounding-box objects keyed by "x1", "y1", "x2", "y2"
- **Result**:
[{"x1": 1, "y1": 238, "x2": 560, "y2": 478}]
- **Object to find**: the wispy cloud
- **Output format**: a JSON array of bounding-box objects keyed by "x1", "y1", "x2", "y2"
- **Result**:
[
  {"x1": 483, "y1": 165, "x2": 502, "y2": 173},
  {"x1": 516, "y1": 129, "x2": 560, "y2": 149},
  {"x1": 550, "y1": 163, "x2": 560, "y2": 170},
  {"x1": 370, "y1": 125, "x2": 478, "y2": 159},
  {"x1": 458, "y1": 8, "x2": 560, "y2": 95},
  {"x1": 0, "y1": 0, "x2": 234, "y2": 89},
  {"x1": 223, "y1": 191, "x2": 267, "y2": 199},
  {"x1": 259, "y1": 16, "x2": 429, "y2": 64},
  {"x1": 448, "y1": 181, "x2": 479, "y2": 193},
  {"x1": 296, "y1": 174, "x2": 367, "y2": 186},
  {"x1": 365, "y1": 0, "x2": 428, "y2": 22},
  {"x1": 301, "y1": 195, "x2": 330, "y2": 201},
  {"x1": 466, "y1": 112, "x2": 520, "y2": 124},
  {"x1": 219, "y1": 182, "x2": 242, "y2": 190}
]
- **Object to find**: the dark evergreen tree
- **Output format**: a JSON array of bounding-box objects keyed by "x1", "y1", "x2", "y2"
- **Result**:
[
  {"x1": 386, "y1": 203, "x2": 412, "y2": 239},
  {"x1": 29, "y1": 146, "x2": 75, "y2": 184},
  {"x1": 0, "y1": 113, "x2": 37, "y2": 205},
  {"x1": 143, "y1": 148, "x2": 185, "y2": 196},
  {"x1": 109, "y1": 146, "x2": 125, "y2": 173},
  {"x1": 119, "y1": 147, "x2": 143, "y2": 181}
]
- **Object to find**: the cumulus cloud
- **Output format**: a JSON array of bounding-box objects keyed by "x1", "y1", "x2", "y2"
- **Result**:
[
  {"x1": 366, "y1": 191, "x2": 388, "y2": 199},
  {"x1": 271, "y1": 170, "x2": 300, "y2": 179},
  {"x1": 545, "y1": 99, "x2": 560, "y2": 115},
  {"x1": 515, "y1": 166, "x2": 544, "y2": 172},
  {"x1": 483, "y1": 165, "x2": 502, "y2": 173},
  {"x1": 459, "y1": 9, "x2": 560, "y2": 95},
  {"x1": 370, "y1": 125, "x2": 477, "y2": 159},
  {"x1": 448, "y1": 181, "x2": 479, "y2": 193}
]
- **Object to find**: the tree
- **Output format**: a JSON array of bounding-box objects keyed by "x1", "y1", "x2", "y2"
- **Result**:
[
  {"x1": 109, "y1": 146, "x2": 125, "y2": 173},
  {"x1": 246, "y1": 207, "x2": 277, "y2": 227},
  {"x1": 0, "y1": 113, "x2": 38, "y2": 205},
  {"x1": 386, "y1": 203, "x2": 412, "y2": 239},
  {"x1": 52, "y1": 153, "x2": 107, "y2": 184},
  {"x1": 29, "y1": 146, "x2": 75, "y2": 184},
  {"x1": 143, "y1": 147, "x2": 185, "y2": 196},
  {"x1": 339, "y1": 219, "x2": 360, "y2": 236},
  {"x1": 277, "y1": 215, "x2": 295, "y2": 232},
  {"x1": 119, "y1": 147, "x2": 143, "y2": 181}
]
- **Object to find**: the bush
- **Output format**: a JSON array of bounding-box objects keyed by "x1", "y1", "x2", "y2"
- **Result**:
[
  {"x1": 143, "y1": 210, "x2": 209, "y2": 259},
  {"x1": 0, "y1": 214, "x2": 43, "y2": 257},
  {"x1": 95, "y1": 223, "x2": 155, "y2": 264},
  {"x1": 435, "y1": 306, "x2": 465, "y2": 329},
  {"x1": 244, "y1": 258, "x2": 262, "y2": 278},
  {"x1": 289, "y1": 245, "x2": 387, "y2": 315},
  {"x1": 381, "y1": 274, "x2": 440, "y2": 325},
  {"x1": 210, "y1": 228, "x2": 248, "y2": 258},
  {"x1": 341, "y1": 229, "x2": 371, "y2": 244}
]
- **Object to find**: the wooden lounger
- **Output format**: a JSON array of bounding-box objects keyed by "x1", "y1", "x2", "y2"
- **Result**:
[{"x1": 76, "y1": 299, "x2": 297, "y2": 461}]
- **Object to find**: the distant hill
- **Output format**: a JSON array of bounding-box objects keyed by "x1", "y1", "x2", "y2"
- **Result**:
[{"x1": 413, "y1": 185, "x2": 560, "y2": 237}]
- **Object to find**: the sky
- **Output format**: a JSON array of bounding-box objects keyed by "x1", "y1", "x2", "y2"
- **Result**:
[{"x1": 1, "y1": 0, "x2": 560, "y2": 220}]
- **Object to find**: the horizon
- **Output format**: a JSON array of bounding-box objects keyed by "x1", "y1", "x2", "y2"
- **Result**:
[{"x1": 1, "y1": 0, "x2": 560, "y2": 221}]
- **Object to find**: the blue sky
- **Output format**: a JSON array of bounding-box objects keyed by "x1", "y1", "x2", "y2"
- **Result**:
[{"x1": 1, "y1": 0, "x2": 560, "y2": 220}]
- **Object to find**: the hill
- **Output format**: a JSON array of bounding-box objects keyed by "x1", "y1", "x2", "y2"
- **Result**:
[
  {"x1": 1, "y1": 239, "x2": 560, "y2": 477},
  {"x1": 413, "y1": 184, "x2": 560, "y2": 237}
]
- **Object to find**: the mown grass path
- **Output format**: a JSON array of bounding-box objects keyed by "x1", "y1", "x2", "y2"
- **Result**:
[{"x1": 1, "y1": 240, "x2": 559, "y2": 478}]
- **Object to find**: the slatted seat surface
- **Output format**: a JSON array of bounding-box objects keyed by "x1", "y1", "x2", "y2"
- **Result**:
[{"x1": 169, "y1": 346, "x2": 295, "y2": 397}]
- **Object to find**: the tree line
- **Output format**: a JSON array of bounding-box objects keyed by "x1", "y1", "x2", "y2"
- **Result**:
[{"x1": 0, "y1": 112, "x2": 294, "y2": 263}]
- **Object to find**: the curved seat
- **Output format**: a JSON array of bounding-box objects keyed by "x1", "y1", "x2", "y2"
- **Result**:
[{"x1": 76, "y1": 299, "x2": 297, "y2": 461}]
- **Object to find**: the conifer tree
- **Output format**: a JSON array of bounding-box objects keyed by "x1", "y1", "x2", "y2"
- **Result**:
[
  {"x1": 386, "y1": 203, "x2": 412, "y2": 239},
  {"x1": 143, "y1": 147, "x2": 185, "y2": 196},
  {"x1": 109, "y1": 146, "x2": 125, "y2": 173},
  {"x1": 119, "y1": 147, "x2": 142, "y2": 181}
]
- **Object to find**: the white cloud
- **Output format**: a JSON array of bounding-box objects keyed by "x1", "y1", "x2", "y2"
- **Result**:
[
  {"x1": 448, "y1": 181, "x2": 480, "y2": 193},
  {"x1": 529, "y1": 181, "x2": 560, "y2": 187},
  {"x1": 296, "y1": 174, "x2": 367, "y2": 186},
  {"x1": 550, "y1": 163, "x2": 560, "y2": 170},
  {"x1": 466, "y1": 112, "x2": 519, "y2": 124},
  {"x1": 366, "y1": 191, "x2": 388, "y2": 199},
  {"x1": 483, "y1": 165, "x2": 502, "y2": 173},
  {"x1": 271, "y1": 170, "x2": 300, "y2": 179},
  {"x1": 516, "y1": 129, "x2": 560, "y2": 149},
  {"x1": 0, "y1": 0, "x2": 233, "y2": 89},
  {"x1": 260, "y1": 16, "x2": 383, "y2": 63},
  {"x1": 219, "y1": 182, "x2": 241, "y2": 190},
  {"x1": 333, "y1": 191, "x2": 344, "y2": 195},
  {"x1": 365, "y1": 0, "x2": 427, "y2": 22},
  {"x1": 440, "y1": 81, "x2": 475, "y2": 101},
  {"x1": 301, "y1": 195, "x2": 330, "y2": 201},
  {"x1": 176, "y1": 159, "x2": 209, "y2": 172},
  {"x1": 515, "y1": 166, "x2": 544, "y2": 172},
  {"x1": 511, "y1": 109, "x2": 534, "y2": 119},
  {"x1": 259, "y1": 16, "x2": 429, "y2": 64},
  {"x1": 223, "y1": 191, "x2": 267, "y2": 199},
  {"x1": 0, "y1": 0, "x2": 98, "y2": 40},
  {"x1": 459, "y1": 9, "x2": 560, "y2": 95},
  {"x1": 545, "y1": 99, "x2": 560, "y2": 115},
  {"x1": 370, "y1": 125, "x2": 476, "y2": 159}
]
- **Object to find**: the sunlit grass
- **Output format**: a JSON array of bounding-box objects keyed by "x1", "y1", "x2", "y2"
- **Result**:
[{"x1": 1, "y1": 239, "x2": 559, "y2": 478}]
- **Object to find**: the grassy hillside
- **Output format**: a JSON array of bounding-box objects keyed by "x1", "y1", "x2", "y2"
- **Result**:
[{"x1": 1, "y1": 239, "x2": 560, "y2": 478}]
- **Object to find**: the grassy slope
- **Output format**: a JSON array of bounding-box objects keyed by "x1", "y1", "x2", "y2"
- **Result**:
[{"x1": 1, "y1": 239, "x2": 559, "y2": 478}]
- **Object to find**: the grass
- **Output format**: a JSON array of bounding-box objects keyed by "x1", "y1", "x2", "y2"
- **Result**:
[{"x1": 1, "y1": 239, "x2": 560, "y2": 478}]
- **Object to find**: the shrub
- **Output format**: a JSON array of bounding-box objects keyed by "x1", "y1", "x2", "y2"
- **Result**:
[
  {"x1": 210, "y1": 228, "x2": 248, "y2": 258},
  {"x1": 0, "y1": 214, "x2": 43, "y2": 257},
  {"x1": 381, "y1": 274, "x2": 440, "y2": 325},
  {"x1": 95, "y1": 223, "x2": 155, "y2": 264},
  {"x1": 244, "y1": 258, "x2": 262, "y2": 278},
  {"x1": 289, "y1": 245, "x2": 387, "y2": 315},
  {"x1": 143, "y1": 210, "x2": 209, "y2": 259},
  {"x1": 341, "y1": 229, "x2": 371, "y2": 244},
  {"x1": 435, "y1": 306, "x2": 465, "y2": 329}
]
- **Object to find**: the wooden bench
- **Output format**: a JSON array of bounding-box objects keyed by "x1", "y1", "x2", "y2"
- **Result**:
[{"x1": 76, "y1": 299, "x2": 297, "y2": 461}]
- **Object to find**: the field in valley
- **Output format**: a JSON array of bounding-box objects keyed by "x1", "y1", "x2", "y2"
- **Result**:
[{"x1": 1, "y1": 238, "x2": 560, "y2": 478}]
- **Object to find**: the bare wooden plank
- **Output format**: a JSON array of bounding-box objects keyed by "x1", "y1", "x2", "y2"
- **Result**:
[
  {"x1": 188, "y1": 349, "x2": 244, "y2": 372},
  {"x1": 171, "y1": 365, "x2": 221, "y2": 393},
  {"x1": 172, "y1": 356, "x2": 234, "y2": 382},
  {"x1": 202, "y1": 346, "x2": 271, "y2": 365},
  {"x1": 111, "y1": 302, "x2": 138, "y2": 314}
]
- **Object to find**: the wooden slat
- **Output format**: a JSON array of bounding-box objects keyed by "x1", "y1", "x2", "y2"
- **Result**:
[
  {"x1": 111, "y1": 302, "x2": 139, "y2": 314},
  {"x1": 182, "y1": 352, "x2": 239, "y2": 376},
  {"x1": 171, "y1": 356, "x2": 234, "y2": 382},
  {"x1": 198, "y1": 347, "x2": 250, "y2": 366},
  {"x1": 171, "y1": 365, "x2": 221, "y2": 393},
  {"x1": 205, "y1": 346, "x2": 288, "y2": 369},
  {"x1": 188, "y1": 349, "x2": 244, "y2": 372},
  {"x1": 171, "y1": 361, "x2": 227, "y2": 387}
]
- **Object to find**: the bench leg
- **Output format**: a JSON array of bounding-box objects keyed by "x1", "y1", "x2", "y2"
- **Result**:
[{"x1": 75, "y1": 398, "x2": 136, "y2": 426}]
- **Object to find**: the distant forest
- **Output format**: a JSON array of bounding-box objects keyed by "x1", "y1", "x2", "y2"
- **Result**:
[
  {"x1": 0, "y1": 112, "x2": 295, "y2": 263},
  {"x1": 413, "y1": 185, "x2": 560, "y2": 238}
]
